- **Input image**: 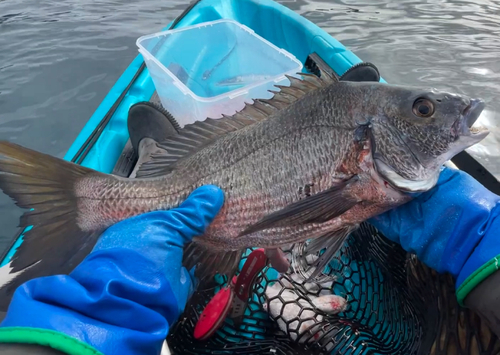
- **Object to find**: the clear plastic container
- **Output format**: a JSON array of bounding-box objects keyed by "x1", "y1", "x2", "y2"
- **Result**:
[{"x1": 136, "y1": 19, "x2": 303, "y2": 127}]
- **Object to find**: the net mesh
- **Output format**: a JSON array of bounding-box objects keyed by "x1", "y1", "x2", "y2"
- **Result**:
[{"x1": 167, "y1": 223, "x2": 500, "y2": 355}]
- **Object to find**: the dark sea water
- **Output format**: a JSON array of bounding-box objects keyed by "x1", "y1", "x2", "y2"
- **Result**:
[{"x1": 0, "y1": 0, "x2": 499, "y2": 252}]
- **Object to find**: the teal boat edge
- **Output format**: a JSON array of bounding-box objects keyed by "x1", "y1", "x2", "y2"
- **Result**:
[{"x1": 0, "y1": 0, "x2": 385, "y2": 266}]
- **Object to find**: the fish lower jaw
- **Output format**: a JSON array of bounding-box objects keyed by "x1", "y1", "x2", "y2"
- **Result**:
[
  {"x1": 469, "y1": 125, "x2": 489, "y2": 139},
  {"x1": 374, "y1": 159, "x2": 439, "y2": 193},
  {"x1": 470, "y1": 125, "x2": 486, "y2": 133},
  {"x1": 455, "y1": 117, "x2": 489, "y2": 140}
]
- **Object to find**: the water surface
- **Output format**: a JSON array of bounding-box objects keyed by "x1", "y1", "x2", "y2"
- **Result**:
[{"x1": 0, "y1": 0, "x2": 499, "y2": 251}]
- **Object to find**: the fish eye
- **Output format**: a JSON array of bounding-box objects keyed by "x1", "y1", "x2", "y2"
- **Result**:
[{"x1": 412, "y1": 98, "x2": 435, "y2": 118}]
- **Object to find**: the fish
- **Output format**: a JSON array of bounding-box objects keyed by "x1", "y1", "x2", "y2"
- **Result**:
[{"x1": 0, "y1": 69, "x2": 489, "y2": 310}]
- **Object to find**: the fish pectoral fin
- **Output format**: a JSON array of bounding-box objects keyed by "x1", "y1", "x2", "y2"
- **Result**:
[
  {"x1": 305, "y1": 228, "x2": 345, "y2": 254},
  {"x1": 238, "y1": 177, "x2": 360, "y2": 237}
]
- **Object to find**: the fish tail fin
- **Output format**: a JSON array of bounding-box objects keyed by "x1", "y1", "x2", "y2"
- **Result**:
[
  {"x1": 0, "y1": 141, "x2": 106, "y2": 308},
  {"x1": 183, "y1": 241, "x2": 243, "y2": 284},
  {"x1": 0, "y1": 233, "x2": 100, "y2": 310}
]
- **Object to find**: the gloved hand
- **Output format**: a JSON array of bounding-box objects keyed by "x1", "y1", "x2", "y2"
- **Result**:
[
  {"x1": 369, "y1": 166, "x2": 500, "y2": 306},
  {"x1": 0, "y1": 185, "x2": 224, "y2": 355}
]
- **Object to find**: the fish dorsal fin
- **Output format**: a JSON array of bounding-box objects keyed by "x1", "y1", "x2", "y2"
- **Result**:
[
  {"x1": 135, "y1": 116, "x2": 255, "y2": 178},
  {"x1": 135, "y1": 72, "x2": 333, "y2": 178}
]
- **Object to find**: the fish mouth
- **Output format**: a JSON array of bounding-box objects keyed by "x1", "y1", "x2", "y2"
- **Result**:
[
  {"x1": 459, "y1": 98, "x2": 488, "y2": 140},
  {"x1": 374, "y1": 99, "x2": 489, "y2": 194}
]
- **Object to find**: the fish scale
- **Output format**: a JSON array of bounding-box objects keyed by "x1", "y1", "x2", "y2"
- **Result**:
[
  {"x1": 0, "y1": 70, "x2": 488, "y2": 307},
  {"x1": 192, "y1": 127, "x2": 351, "y2": 236}
]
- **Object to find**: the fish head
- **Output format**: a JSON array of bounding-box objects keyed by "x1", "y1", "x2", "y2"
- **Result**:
[{"x1": 363, "y1": 83, "x2": 489, "y2": 192}]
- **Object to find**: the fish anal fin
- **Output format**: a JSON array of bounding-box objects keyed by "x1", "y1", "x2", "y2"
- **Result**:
[
  {"x1": 239, "y1": 177, "x2": 360, "y2": 237},
  {"x1": 135, "y1": 72, "x2": 334, "y2": 178},
  {"x1": 183, "y1": 241, "x2": 243, "y2": 283}
]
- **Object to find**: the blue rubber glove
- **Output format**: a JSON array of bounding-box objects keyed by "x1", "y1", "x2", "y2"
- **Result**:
[
  {"x1": 369, "y1": 166, "x2": 500, "y2": 305},
  {"x1": 0, "y1": 185, "x2": 224, "y2": 355}
]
